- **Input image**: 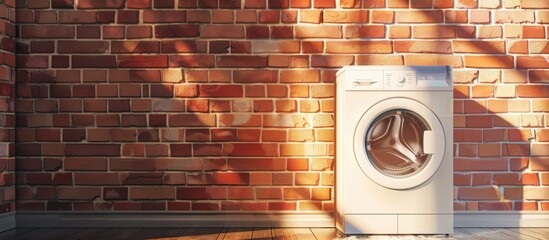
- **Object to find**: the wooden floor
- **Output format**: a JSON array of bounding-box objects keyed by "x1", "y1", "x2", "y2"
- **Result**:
[{"x1": 1, "y1": 227, "x2": 548, "y2": 240}]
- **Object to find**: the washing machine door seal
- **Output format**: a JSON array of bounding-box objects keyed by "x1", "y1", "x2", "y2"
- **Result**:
[{"x1": 354, "y1": 97, "x2": 446, "y2": 190}]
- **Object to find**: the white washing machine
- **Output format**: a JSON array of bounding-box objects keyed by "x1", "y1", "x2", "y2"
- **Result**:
[{"x1": 335, "y1": 66, "x2": 453, "y2": 235}]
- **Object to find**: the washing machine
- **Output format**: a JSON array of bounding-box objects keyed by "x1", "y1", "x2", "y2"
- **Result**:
[{"x1": 335, "y1": 66, "x2": 453, "y2": 235}]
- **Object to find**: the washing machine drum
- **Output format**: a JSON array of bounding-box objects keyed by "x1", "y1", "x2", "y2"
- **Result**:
[
  {"x1": 366, "y1": 110, "x2": 430, "y2": 177},
  {"x1": 354, "y1": 98, "x2": 446, "y2": 190}
]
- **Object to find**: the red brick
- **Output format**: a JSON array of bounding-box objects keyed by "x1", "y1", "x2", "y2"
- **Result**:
[
  {"x1": 131, "y1": 187, "x2": 175, "y2": 200},
  {"x1": 65, "y1": 144, "x2": 120, "y2": 157},
  {"x1": 236, "y1": 10, "x2": 257, "y2": 23},
  {"x1": 52, "y1": 0, "x2": 75, "y2": 8},
  {"x1": 155, "y1": 25, "x2": 199, "y2": 38},
  {"x1": 296, "y1": 26, "x2": 342, "y2": 39},
  {"x1": 75, "y1": 173, "x2": 120, "y2": 185},
  {"x1": 363, "y1": 0, "x2": 386, "y2": 8},
  {"x1": 116, "y1": 10, "x2": 139, "y2": 24},
  {"x1": 344, "y1": 25, "x2": 385, "y2": 39},
  {"x1": 117, "y1": 55, "x2": 168, "y2": 68},
  {"x1": 57, "y1": 187, "x2": 101, "y2": 200},
  {"x1": 284, "y1": 187, "x2": 310, "y2": 200},
  {"x1": 259, "y1": 10, "x2": 280, "y2": 23},
  {"x1": 154, "y1": 0, "x2": 175, "y2": 8},
  {"x1": 201, "y1": 25, "x2": 244, "y2": 38},
  {"x1": 517, "y1": 86, "x2": 549, "y2": 98},
  {"x1": 464, "y1": 56, "x2": 514, "y2": 68},
  {"x1": 404, "y1": 55, "x2": 462, "y2": 68},
  {"x1": 227, "y1": 187, "x2": 254, "y2": 200},
  {"x1": 233, "y1": 70, "x2": 278, "y2": 84},
  {"x1": 244, "y1": 0, "x2": 266, "y2": 8},
  {"x1": 245, "y1": 26, "x2": 269, "y2": 38},
  {"x1": 268, "y1": 0, "x2": 289, "y2": 8},
  {"x1": 199, "y1": 85, "x2": 243, "y2": 97},
  {"x1": 269, "y1": 202, "x2": 296, "y2": 210},
  {"x1": 169, "y1": 55, "x2": 215, "y2": 68},
  {"x1": 311, "y1": 55, "x2": 354, "y2": 68},
  {"x1": 227, "y1": 158, "x2": 285, "y2": 171},
  {"x1": 453, "y1": 40, "x2": 506, "y2": 54},
  {"x1": 326, "y1": 41, "x2": 391, "y2": 54},
  {"x1": 494, "y1": 173, "x2": 539, "y2": 186},
  {"x1": 186, "y1": 10, "x2": 210, "y2": 23},
  {"x1": 454, "y1": 158, "x2": 508, "y2": 171},
  {"x1": 296, "y1": 173, "x2": 319, "y2": 186},
  {"x1": 215, "y1": 0, "x2": 239, "y2": 8},
  {"x1": 72, "y1": 55, "x2": 117, "y2": 68},
  {"x1": 77, "y1": 0, "x2": 124, "y2": 8},
  {"x1": 110, "y1": 158, "x2": 155, "y2": 171},
  {"x1": 445, "y1": 10, "x2": 467, "y2": 23},
  {"x1": 324, "y1": 10, "x2": 368, "y2": 23},
  {"x1": 224, "y1": 143, "x2": 278, "y2": 157},
  {"x1": 208, "y1": 10, "x2": 232, "y2": 23},
  {"x1": 396, "y1": 10, "x2": 443, "y2": 23},
  {"x1": 395, "y1": 41, "x2": 451, "y2": 53},
  {"x1": 339, "y1": 0, "x2": 360, "y2": 8},
  {"x1": 522, "y1": 1, "x2": 549, "y2": 8},
  {"x1": 457, "y1": 0, "x2": 478, "y2": 8},
  {"x1": 314, "y1": 0, "x2": 335, "y2": 8},
  {"x1": 459, "y1": 187, "x2": 500, "y2": 200},
  {"x1": 111, "y1": 41, "x2": 160, "y2": 54},
  {"x1": 531, "y1": 158, "x2": 549, "y2": 171},
  {"x1": 192, "y1": 202, "x2": 219, "y2": 210},
  {"x1": 216, "y1": 56, "x2": 267, "y2": 68},
  {"x1": 213, "y1": 172, "x2": 249, "y2": 185},
  {"x1": 126, "y1": 0, "x2": 151, "y2": 8},
  {"x1": 517, "y1": 56, "x2": 549, "y2": 69},
  {"x1": 370, "y1": 10, "x2": 393, "y2": 23},
  {"x1": 413, "y1": 25, "x2": 456, "y2": 38},
  {"x1": 103, "y1": 26, "x2": 125, "y2": 39},
  {"x1": 127, "y1": 26, "x2": 152, "y2": 39}
]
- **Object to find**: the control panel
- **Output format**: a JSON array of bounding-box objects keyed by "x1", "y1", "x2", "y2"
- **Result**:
[
  {"x1": 384, "y1": 71, "x2": 414, "y2": 90},
  {"x1": 339, "y1": 66, "x2": 452, "y2": 91}
]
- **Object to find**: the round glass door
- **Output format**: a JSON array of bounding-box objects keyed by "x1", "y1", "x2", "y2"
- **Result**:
[
  {"x1": 353, "y1": 98, "x2": 446, "y2": 190},
  {"x1": 366, "y1": 110, "x2": 430, "y2": 177}
]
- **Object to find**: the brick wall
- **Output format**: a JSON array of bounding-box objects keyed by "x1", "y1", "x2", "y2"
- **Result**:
[
  {"x1": 0, "y1": 0, "x2": 15, "y2": 215},
  {"x1": 13, "y1": 0, "x2": 549, "y2": 212}
]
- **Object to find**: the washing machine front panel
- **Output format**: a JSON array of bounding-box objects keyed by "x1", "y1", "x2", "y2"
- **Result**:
[{"x1": 354, "y1": 98, "x2": 445, "y2": 190}]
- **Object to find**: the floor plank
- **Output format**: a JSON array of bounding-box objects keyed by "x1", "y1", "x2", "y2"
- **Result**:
[
  {"x1": 153, "y1": 228, "x2": 188, "y2": 240},
  {"x1": 176, "y1": 227, "x2": 226, "y2": 240},
  {"x1": 0, "y1": 228, "x2": 17, "y2": 240},
  {"x1": 507, "y1": 228, "x2": 548, "y2": 240},
  {"x1": 310, "y1": 228, "x2": 346, "y2": 240},
  {"x1": 290, "y1": 228, "x2": 317, "y2": 240},
  {"x1": 252, "y1": 227, "x2": 272, "y2": 240},
  {"x1": 459, "y1": 228, "x2": 519, "y2": 240},
  {"x1": 66, "y1": 227, "x2": 112, "y2": 240},
  {"x1": 272, "y1": 228, "x2": 296, "y2": 240},
  {"x1": 39, "y1": 227, "x2": 85, "y2": 240},
  {"x1": 224, "y1": 227, "x2": 253, "y2": 240},
  {"x1": 453, "y1": 229, "x2": 483, "y2": 240},
  {"x1": 491, "y1": 228, "x2": 542, "y2": 240},
  {"x1": 125, "y1": 227, "x2": 173, "y2": 240},
  {"x1": 105, "y1": 228, "x2": 144, "y2": 240},
  {"x1": 14, "y1": 227, "x2": 65, "y2": 240}
]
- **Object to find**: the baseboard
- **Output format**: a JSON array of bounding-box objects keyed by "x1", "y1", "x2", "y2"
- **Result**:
[
  {"x1": 0, "y1": 212, "x2": 15, "y2": 232},
  {"x1": 15, "y1": 211, "x2": 549, "y2": 228},
  {"x1": 16, "y1": 211, "x2": 335, "y2": 228},
  {"x1": 455, "y1": 211, "x2": 549, "y2": 227}
]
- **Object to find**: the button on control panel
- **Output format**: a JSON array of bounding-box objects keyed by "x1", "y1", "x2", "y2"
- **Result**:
[{"x1": 384, "y1": 71, "x2": 414, "y2": 89}]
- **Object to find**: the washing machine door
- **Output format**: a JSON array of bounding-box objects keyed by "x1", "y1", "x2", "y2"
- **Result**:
[{"x1": 354, "y1": 98, "x2": 446, "y2": 190}]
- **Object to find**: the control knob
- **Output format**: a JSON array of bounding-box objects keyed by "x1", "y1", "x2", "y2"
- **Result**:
[{"x1": 397, "y1": 75, "x2": 407, "y2": 84}]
